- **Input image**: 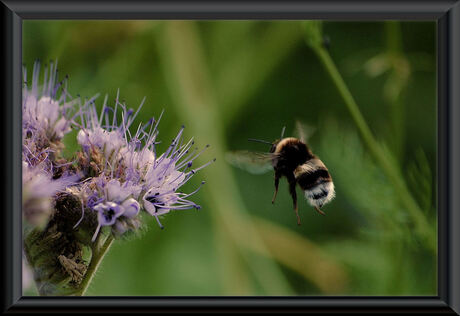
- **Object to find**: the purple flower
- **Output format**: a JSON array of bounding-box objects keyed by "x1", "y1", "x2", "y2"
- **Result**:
[
  {"x1": 106, "y1": 179, "x2": 142, "y2": 201},
  {"x1": 137, "y1": 128, "x2": 214, "y2": 228},
  {"x1": 91, "y1": 197, "x2": 141, "y2": 240},
  {"x1": 22, "y1": 161, "x2": 77, "y2": 227},
  {"x1": 22, "y1": 62, "x2": 214, "y2": 240},
  {"x1": 74, "y1": 177, "x2": 142, "y2": 241},
  {"x1": 73, "y1": 91, "x2": 214, "y2": 239},
  {"x1": 21, "y1": 62, "x2": 216, "y2": 297},
  {"x1": 75, "y1": 93, "x2": 141, "y2": 158},
  {"x1": 121, "y1": 198, "x2": 141, "y2": 218},
  {"x1": 23, "y1": 61, "x2": 74, "y2": 145},
  {"x1": 22, "y1": 61, "x2": 82, "y2": 228},
  {"x1": 94, "y1": 202, "x2": 123, "y2": 225},
  {"x1": 77, "y1": 127, "x2": 125, "y2": 157}
]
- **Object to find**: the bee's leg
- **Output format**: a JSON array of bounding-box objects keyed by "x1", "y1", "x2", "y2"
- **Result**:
[
  {"x1": 314, "y1": 206, "x2": 326, "y2": 216},
  {"x1": 287, "y1": 174, "x2": 300, "y2": 225},
  {"x1": 272, "y1": 171, "x2": 281, "y2": 204}
]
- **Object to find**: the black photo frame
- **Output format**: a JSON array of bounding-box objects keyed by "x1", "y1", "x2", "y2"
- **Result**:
[{"x1": 2, "y1": 1, "x2": 459, "y2": 314}]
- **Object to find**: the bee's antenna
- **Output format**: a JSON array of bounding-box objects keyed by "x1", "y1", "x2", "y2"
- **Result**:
[
  {"x1": 248, "y1": 138, "x2": 272, "y2": 145},
  {"x1": 280, "y1": 126, "x2": 286, "y2": 139}
]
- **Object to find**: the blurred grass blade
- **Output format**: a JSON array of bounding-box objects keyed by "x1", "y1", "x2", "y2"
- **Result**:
[{"x1": 155, "y1": 20, "x2": 293, "y2": 295}]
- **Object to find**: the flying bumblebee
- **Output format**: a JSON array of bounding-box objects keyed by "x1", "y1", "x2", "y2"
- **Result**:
[{"x1": 226, "y1": 122, "x2": 335, "y2": 225}]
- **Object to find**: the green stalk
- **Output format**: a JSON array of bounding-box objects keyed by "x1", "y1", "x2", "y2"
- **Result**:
[
  {"x1": 75, "y1": 235, "x2": 114, "y2": 296},
  {"x1": 384, "y1": 21, "x2": 410, "y2": 294},
  {"x1": 384, "y1": 21, "x2": 409, "y2": 160},
  {"x1": 304, "y1": 23, "x2": 436, "y2": 252},
  {"x1": 385, "y1": 21, "x2": 402, "y2": 54}
]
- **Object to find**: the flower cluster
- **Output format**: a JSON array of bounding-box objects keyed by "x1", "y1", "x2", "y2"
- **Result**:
[
  {"x1": 23, "y1": 62, "x2": 74, "y2": 148},
  {"x1": 22, "y1": 61, "x2": 78, "y2": 227},
  {"x1": 22, "y1": 61, "x2": 213, "y2": 241}
]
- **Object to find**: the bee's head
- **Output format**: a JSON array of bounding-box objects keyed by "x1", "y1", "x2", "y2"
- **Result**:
[{"x1": 269, "y1": 139, "x2": 280, "y2": 153}]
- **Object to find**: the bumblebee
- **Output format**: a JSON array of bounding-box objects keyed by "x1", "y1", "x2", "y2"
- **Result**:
[{"x1": 227, "y1": 122, "x2": 335, "y2": 225}]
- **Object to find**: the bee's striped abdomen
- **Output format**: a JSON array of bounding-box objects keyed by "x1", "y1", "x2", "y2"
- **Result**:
[
  {"x1": 296, "y1": 168, "x2": 331, "y2": 190},
  {"x1": 294, "y1": 158, "x2": 335, "y2": 209}
]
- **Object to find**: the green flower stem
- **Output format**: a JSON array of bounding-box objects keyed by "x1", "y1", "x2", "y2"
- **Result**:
[
  {"x1": 384, "y1": 21, "x2": 409, "y2": 293},
  {"x1": 75, "y1": 234, "x2": 114, "y2": 296},
  {"x1": 310, "y1": 40, "x2": 436, "y2": 252},
  {"x1": 385, "y1": 21, "x2": 402, "y2": 55}
]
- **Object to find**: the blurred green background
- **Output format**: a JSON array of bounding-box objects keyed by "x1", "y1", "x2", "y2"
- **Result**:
[{"x1": 23, "y1": 20, "x2": 436, "y2": 296}]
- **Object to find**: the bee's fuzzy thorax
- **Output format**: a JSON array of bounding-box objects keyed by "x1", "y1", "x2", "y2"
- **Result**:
[
  {"x1": 274, "y1": 137, "x2": 304, "y2": 154},
  {"x1": 271, "y1": 137, "x2": 314, "y2": 172}
]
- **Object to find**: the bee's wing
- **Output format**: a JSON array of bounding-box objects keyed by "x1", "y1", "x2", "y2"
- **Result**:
[
  {"x1": 295, "y1": 120, "x2": 316, "y2": 143},
  {"x1": 225, "y1": 150, "x2": 274, "y2": 174}
]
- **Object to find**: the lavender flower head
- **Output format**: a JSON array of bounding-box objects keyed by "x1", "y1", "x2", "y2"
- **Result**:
[
  {"x1": 22, "y1": 61, "x2": 214, "y2": 296},
  {"x1": 85, "y1": 178, "x2": 142, "y2": 240},
  {"x1": 22, "y1": 62, "x2": 79, "y2": 227},
  {"x1": 73, "y1": 92, "x2": 214, "y2": 240},
  {"x1": 22, "y1": 61, "x2": 214, "y2": 241},
  {"x1": 23, "y1": 61, "x2": 74, "y2": 148}
]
